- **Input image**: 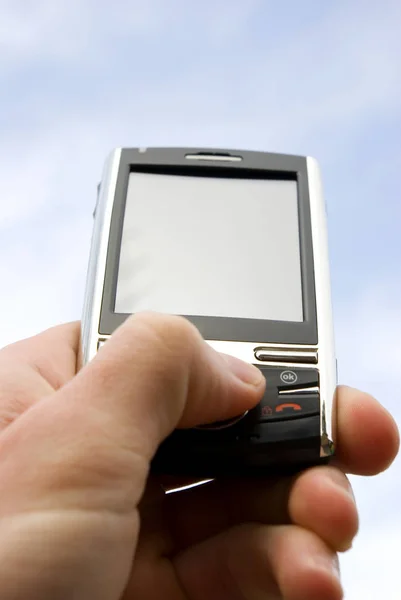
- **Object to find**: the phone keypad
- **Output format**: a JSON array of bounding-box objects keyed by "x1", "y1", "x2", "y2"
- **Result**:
[
  {"x1": 250, "y1": 367, "x2": 320, "y2": 423},
  {"x1": 257, "y1": 391, "x2": 320, "y2": 422}
]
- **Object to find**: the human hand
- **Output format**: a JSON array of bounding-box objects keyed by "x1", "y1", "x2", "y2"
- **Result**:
[{"x1": 0, "y1": 314, "x2": 398, "y2": 599}]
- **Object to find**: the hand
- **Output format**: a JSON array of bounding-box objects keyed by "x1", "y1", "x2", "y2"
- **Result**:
[{"x1": 0, "y1": 314, "x2": 398, "y2": 600}]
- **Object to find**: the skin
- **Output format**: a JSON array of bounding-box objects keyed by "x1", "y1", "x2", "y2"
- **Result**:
[{"x1": 0, "y1": 312, "x2": 398, "y2": 600}]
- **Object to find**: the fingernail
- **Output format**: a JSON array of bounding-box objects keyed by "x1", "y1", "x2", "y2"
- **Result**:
[
  {"x1": 325, "y1": 468, "x2": 355, "y2": 500},
  {"x1": 222, "y1": 354, "x2": 265, "y2": 386},
  {"x1": 331, "y1": 554, "x2": 341, "y2": 578}
]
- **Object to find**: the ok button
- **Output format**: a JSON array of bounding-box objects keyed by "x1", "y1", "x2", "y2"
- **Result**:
[{"x1": 280, "y1": 370, "x2": 298, "y2": 384}]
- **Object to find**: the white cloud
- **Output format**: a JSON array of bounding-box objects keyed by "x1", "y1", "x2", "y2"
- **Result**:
[
  {"x1": 0, "y1": 0, "x2": 163, "y2": 64},
  {"x1": 0, "y1": 0, "x2": 264, "y2": 68}
]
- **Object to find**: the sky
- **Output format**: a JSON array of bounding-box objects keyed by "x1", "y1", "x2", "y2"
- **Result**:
[{"x1": 0, "y1": 0, "x2": 400, "y2": 597}]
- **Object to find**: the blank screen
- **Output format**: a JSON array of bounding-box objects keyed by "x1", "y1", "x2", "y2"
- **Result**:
[{"x1": 114, "y1": 172, "x2": 303, "y2": 321}]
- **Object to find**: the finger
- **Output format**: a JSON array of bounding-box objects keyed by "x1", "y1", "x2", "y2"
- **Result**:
[
  {"x1": 288, "y1": 466, "x2": 357, "y2": 552},
  {"x1": 173, "y1": 523, "x2": 342, "y2": 600},
  {"x1": 163, "y1": 464, "x2": 357, "y2": 553},
  {"x1": 0, "y1": 323, "x2": 80, "y2": 431},
  {"x1": 0, "y1": 361, "x2": 53, "y2": 431},
  {"x1": 334, "y1": 385, "x2": 399, "y2": 475},
  {"x1": 0, "y1": 321, "x2": 80, "y2": 390},
  {"x1": 163, "y1": 475, "x2": 290, "y2": 551}
]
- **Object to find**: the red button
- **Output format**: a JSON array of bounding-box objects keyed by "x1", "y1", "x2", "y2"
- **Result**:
[{"x1": 275, "y1": 402, "x2": 302, "y2": 413}]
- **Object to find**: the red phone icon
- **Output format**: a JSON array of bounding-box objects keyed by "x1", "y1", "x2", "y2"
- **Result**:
[{"x1": 275, "y1": 403, "x2": 302, "y2": 412}]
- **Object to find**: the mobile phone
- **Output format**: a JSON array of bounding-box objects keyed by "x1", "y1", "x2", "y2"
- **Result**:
[{"x1": 81, "y1": 147, "x2": 337, "y2": 477}]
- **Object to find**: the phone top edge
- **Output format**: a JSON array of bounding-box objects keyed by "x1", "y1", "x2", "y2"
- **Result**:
[{"x1": 115, "y1": 146, "x2": 311, "y2": 163}]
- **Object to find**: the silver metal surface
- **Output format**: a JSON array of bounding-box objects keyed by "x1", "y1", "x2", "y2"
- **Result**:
[
  {"x1": 80, "y1": 149, "x2": 122, "y2": 365},
  {"x1": 185, "y1": 154, "x2": 242, "y2": 162},
  {"x1": 207, "y1": 340, "x2": 317, "y2": 369},
  {"x1": 278, "y1": 386, "x2": 320, "y2": 395},
  {"x1": 307, "y1": 157, "x2": 337, "y2": 457},
  {"x1": 255, "y1": 347, "x2": 318, "y2": 364}
]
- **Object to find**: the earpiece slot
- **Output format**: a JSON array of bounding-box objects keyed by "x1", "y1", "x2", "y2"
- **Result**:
[{"x1": 185, "y1": 152, "x2": 242, "y2": 162}]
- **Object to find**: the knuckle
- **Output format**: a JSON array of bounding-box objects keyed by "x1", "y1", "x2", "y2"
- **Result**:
[{"x1": 128, "y1": 312, "x2": 201, "y2": 363}]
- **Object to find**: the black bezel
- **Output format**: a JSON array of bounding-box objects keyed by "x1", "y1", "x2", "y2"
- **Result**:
[{"x1": 99, "y1": 148, "x2": 317, "y2": 344}]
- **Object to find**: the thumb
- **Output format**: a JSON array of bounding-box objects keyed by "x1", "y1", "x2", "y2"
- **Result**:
[
  {"x1": 73, "y1": 311, "x2": 265, "y2": 460},
  {"x1": 0, "y1": 312, "x2": 264, "y2": 507}
]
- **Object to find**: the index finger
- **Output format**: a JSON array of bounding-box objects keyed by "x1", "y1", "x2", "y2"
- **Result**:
[{"x1": 0, "y1": 322, "x2": 80, "y2": 391}]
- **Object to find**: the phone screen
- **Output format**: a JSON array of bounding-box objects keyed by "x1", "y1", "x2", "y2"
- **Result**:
[{"x1": 114, "y1": 172, "x2": 303, "y2": 322}]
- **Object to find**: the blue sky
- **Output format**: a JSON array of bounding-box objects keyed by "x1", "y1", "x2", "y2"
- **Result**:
[{"x1": 1, "y1": 1, "x2": 400, "y2": 597}]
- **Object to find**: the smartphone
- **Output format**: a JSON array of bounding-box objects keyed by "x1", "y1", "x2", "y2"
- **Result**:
[{"x1": 81, "y1": 147, "x2": 337, "y2": 477}]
